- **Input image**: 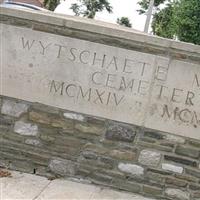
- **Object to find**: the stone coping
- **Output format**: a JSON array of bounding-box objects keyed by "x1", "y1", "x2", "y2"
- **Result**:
[{"x1": 1, "y1": 7, "x2": 200, "y2": 59}]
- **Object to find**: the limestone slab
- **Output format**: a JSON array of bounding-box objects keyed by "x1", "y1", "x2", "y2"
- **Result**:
[
  {"x1": 145, "y1": 59, "x2": 200, "y2": 140},
  {"x1": 92, "y1": 188, "x2": 155, "y2": 200},
  {"x1": 162, "y1": 163, "x2": 183, "y2": 174},
  {"x1": 1, "y1": 23, "x2": 200, "y2": 140},
  {"x1": 1, "y1": 99, "x2": 29, "y2": 117},
  {"x1": 118, "y1": 163, "x2": 144, "y2": 175},
  {"x1": 0, "y1": 24, "x2": 155, "y2": 127},
  {"x1": 138, "y1": 150, "x2": 161, "y2": 167},
  {"x1": 0, "y1": 169, "x2": 157, "y2": 200},
  {"x1": 0, "y1": 170, "x2": 50, "y2": 200},
  {"x1": 14, "y1": 121, "x2": 38, "y2": 136},
  {"x1": 35, "y1": 179, "x2": 100, "y2": 200}
]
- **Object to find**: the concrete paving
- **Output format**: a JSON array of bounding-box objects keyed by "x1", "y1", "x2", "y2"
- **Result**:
[{"x1": 0, "y1": 170, "x2": 155, "y2": 200}]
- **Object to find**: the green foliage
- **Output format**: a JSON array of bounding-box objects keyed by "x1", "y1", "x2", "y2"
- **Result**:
[
  {"x1": 43, "y1": 0, "x2": 60, "y2": 11},
  {"x1": 117, "y1": 17, "x2": 132, "y2": 28},
  {"x1": 138, "y1": 0, "x2": 200, "y2": 45},
  {"x1": 151, "y1": 3, "x2": 176, "y2": 39},
  {"x1": 70, "y1": 0, "x2": 113, "y2": 19},
  {"x1": 137, "y1": 0, "x2": 166, "y2": 14},
  {"x1": 175, "y1": 0, "x2": 200, "y2": 45}
]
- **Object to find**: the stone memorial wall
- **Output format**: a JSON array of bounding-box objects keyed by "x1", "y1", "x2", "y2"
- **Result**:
[{"x1": 0, "y1": 7, "x2": 200, "y2": 200}]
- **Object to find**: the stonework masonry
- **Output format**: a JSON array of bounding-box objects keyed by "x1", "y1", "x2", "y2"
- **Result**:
[
  {"x1": 0, "y1": 96, "x2": 200, "y2": 200},
  {"x1": 0, "y1": 7, "x2": 200, "y2": 200}
]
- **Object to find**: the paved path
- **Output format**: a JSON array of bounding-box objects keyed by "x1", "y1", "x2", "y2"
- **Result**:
[{"x1": 0, "y1": 170, "x2": 155, "y2": 200}]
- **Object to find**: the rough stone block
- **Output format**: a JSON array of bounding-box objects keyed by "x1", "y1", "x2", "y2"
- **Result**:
[
  {"x1": 185, "y1": 168, "x2": 200, "y2": 179},
  {"x1": 51, "y1": 118, "x2": 74, "y2": 130},
  {"x1": 106, "y1": 125, "x2": 136, "y2": 143},
  {"x1": 63, "y1": 112, "x2": 85, "y2": 122},
  {"x1": 175, "y1": 145, "x2": 200, "y2": 159},
  {"x1": 165, "y1": 177, "x2": 187, "y2": 187},
  {"x1": 143, "y1": 185, "x2": 163, "y2": 196},
  {"x1": 164, "y1": 134, "x2": 185, "y2": 144},
  {"x1": 165, "y1": 188, "x2": 190, "y2": 200},
  {"x1": 138, "y1": 150, "x2": 161, "y2": 167},
  {"x1": 175, "y1": 174, "x2": 198, "y2": 183},
  {"x1": 83, "y1": 143, "x2": 108, "y2": 155},
  {"x1": 1, "y1": 99, "x2": 29, "y2": 117},
  {"x1": 189, "y1": 183, "x2": 200, "y2": 191},
  {"x1": 14, "y1": 121, "x2": 38, "y2": 136},
  {"x1": 32, "y1": 103, "x2": 59, "y2": 114},
  {"x1": 75, "y1": 123, "x2": 104, "y2": 135},
  {"x1": 49, "y1": 158, "x2": 76, "y2": 176},
  {"x1": 25, "y1": 139, "x2": 41, "y2": 146},
  {"x1": 162, "y1": 163, "x2": 183, "y2": 174},
  {"x1": 112, "y1": 179, "x2": 142, "y2": 193},
  {"x1": 137, "y1": 141, "x2": 173, "y2": 152},
  {"x1": 0, "y1": 115, "x2": 14, "y2": 128},
  {"x1": 187, "y1": 140, "x2": 200, "y2": 148},
  {"x1": 118, "y1": 163, "x2": 144, "y2": 175},
  {"x1": 29, "y1": 111, "x2": 51, "y2": 124},
  {"x1": 109, "y1": 150, "x2": 137, "y2": 161},
  {"x1": 146, "y1": 172, "x2": 164, "y2": 183},
  {"x1": 144, "y1": 131, "x2": 164, "y2": 140},
  {"x1": 164, "y1": 155, "x2": 197, "y2": 167}
]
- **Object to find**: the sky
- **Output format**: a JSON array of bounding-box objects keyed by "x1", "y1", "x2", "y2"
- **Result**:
[{"x1": 54, "y1": 0, "x2": 147, "y2": 31}]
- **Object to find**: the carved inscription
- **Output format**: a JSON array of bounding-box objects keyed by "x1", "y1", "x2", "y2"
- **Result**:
[
  {"x1": 19, "y1": 36, "x2": 155, "y2": 111},
  {"x1": 1, "y1": 24, "x2": 200, "y2": 139},
  {"x1": 49, "y1": 80, "x2": 125, "y2": 106}
]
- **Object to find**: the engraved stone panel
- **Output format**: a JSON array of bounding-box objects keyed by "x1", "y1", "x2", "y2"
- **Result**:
[
  {"x1": 1, "y1": 24, "x2": 200, "y2": 139},
  {"x1": 0, "y1": 24, "x2": 156, "y2": 126}
]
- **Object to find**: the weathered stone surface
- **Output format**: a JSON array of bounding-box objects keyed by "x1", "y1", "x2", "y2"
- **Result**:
[
  {"x1": 106, "y1": 125, "x2": 136, "y2": 142},
  {"x1": 165, "y1": 177, "x2": 187, "y2": 187},
  {"x1": 187, "y1": 140, "x2": 200, "y2": 148},
  {"x1": 0, "y1": 115, "x2": 14, "y2": 128},
  {"x1": 175, "y1": 174, "x2": 198, "y2": 183},
  {"x1": 14, "y1": 121, "x2": 38, "y2": 136},
  {"x1": 144, "y1": 131, "x2": 164, "y2": 140},
  {"x1": 25, "y1": 139, "x2": 41, "y2": 146},
  {"x1": 81, "y1": 151, "x2": 98, "y2": 160},
  {"x1": 112, "y1": 179, "x2": 142, "y2": 193},
  {"x1": 32, "y1": 103, "x2": 59, "y2": 114},
  {"x1": 83, "y1": 143, "x2": 108, "y2": 155},
  {"x1": 49, "y1": 158, "x2": 76, "y2": 176},
  {"x1": 63, "y1": 112, "x2": 85, "y2": 121},
  {"x1": 147, "y1": 168, "x2": 173, "y2": 176},
  {"x1": 138, "y1": 150, "x2": 161, "y2": 167},
  {"x1": 30, "y1": 111, "x2": 73, "y2": 130},
  {"x1": 162, "y1": 163, "x2": 183, "y2": 174},
  {"x1": 175, "y1": 145, "x2": 199, "y2": 159},
  {"x1": 189, "y1": 183, "x2": 200, "y2": 191},
  {"x1": 1, "y1": 99, "x2": 29, "y2": 117},
  {"x1": 109, "y1": 150, "x2": 137, "y2": 161},
  {"x1": 143, "y1": 185, "x2": 163, "y2": 196},
  {"x1": 75, "y1": 124, "x2": 104, "y2": 135},
  {"x1": 29, "y1": 111, "x2": 51, "y2": 124},
  {"x1": 165, "y1": 188, "x2": 190, "y2": 200},
  {"x1": 146, "y1": 172, "x2": 164, "y2": 183},
  {"x1": 51, "y1": 119, "x2": 74, "y2": 130},
  {"x1": 118, "y1": 163, "x2": 144, "y2": 175},
  {"x1": 185, "y1": 168, "x2": 200, "y2": 179},
  {"x1": 164, "y1": 134, "x2": 185, "y2": 144},
  {"x1": 164, "y1": 155, "x2": 197, "y2": 167},
  {"x1": 137, "y1": 141, "x2": 173, "y2": 152}
]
